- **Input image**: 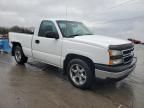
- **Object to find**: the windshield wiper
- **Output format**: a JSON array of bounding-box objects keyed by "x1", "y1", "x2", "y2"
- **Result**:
[
  {"x1": 85, "y1": 33, "x2": 93, "y2": 35},
  {"x1": 67, "y1": 34, "x2": 81, "y2": 38},
  {"x1": 66, "y1": 33, "x2": 93, "y2": 38}
]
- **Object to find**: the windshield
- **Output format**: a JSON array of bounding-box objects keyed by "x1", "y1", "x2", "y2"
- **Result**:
[{"x1": 57, "y1": 20, "x2": 93, "y2": 38}]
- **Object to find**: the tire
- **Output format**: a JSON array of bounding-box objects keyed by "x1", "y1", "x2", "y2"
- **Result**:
[
  {"x1": 67, "y1": 59, "x2": 94, "y2": 89},
  {"x1": 14, "y1": 45, "x2": 28, "y2": 65}
]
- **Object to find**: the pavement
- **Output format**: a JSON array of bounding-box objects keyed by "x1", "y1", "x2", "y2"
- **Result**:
[{"x1": 0, "y1": 45, "x2": 144, "y2": 108}]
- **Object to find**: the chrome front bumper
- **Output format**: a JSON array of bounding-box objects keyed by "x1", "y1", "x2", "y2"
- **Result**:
[{"x1": 95, "y1": 57, "x2": 137, "y2": 80}]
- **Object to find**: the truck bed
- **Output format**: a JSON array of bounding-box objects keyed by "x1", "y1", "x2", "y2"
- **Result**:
[{"x1": 9, "y1": 32, "x2": 33, "y2": 57}]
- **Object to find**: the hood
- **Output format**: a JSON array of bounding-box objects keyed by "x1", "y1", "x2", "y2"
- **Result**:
[{"x1": 68, "y1": 35, "x2": 131, "y2": 48}]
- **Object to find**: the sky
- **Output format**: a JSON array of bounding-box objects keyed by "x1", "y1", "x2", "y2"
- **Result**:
[{"x1": 0, "y1": 0, "x2": 144, "y2": 40}]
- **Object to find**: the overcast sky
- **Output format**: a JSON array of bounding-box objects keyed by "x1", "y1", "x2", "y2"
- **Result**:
[{"x1": 0, "y1": 0, "x2": 144, "y2": 40}]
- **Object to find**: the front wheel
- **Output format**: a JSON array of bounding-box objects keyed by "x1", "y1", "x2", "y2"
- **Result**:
[
  {"x1": 14, "y1": 45, "x2": 28, "y2": 65},
  {"x1": 67, "y1": 59, "x2": 94, "y2": 89}
]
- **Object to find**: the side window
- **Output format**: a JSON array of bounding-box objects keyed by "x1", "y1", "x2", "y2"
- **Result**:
[{"x1": 38, "y1": 21, "x2": 58, "y2": 37}]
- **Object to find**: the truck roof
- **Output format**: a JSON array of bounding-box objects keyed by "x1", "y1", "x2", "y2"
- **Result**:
[{"x1": 40, "y1": 18, "x2": 81, "y2": 22}]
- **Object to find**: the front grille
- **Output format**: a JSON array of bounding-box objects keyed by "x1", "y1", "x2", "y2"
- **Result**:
[
  {"x1": 109, "y1": 43, "x2": 134, "y2": 65},
  {"x1": 122, "y1": 47, "x2": 134, "y2": 64},
  {"x1": 122, "y1": 47, "x2": 134, "y2": 55}
]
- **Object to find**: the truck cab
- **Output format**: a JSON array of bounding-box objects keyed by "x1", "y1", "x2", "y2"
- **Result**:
[{"x1": 9, "y1": 19, "x2": 137, "y2": 89}]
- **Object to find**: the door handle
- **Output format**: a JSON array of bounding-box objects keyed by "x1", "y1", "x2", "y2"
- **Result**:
[{"x1": 35, "y1": 40, "x2": 40, "y2": 44}]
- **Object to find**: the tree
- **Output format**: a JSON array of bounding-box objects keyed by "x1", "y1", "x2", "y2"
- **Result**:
[{"x1": 0, "y1": 26, "x2": 34, "y2": 35}]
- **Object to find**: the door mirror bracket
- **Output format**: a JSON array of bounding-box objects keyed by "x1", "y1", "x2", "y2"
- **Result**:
[{"x1": 45, "y1": 31, "x2": 59, "y2": 39}]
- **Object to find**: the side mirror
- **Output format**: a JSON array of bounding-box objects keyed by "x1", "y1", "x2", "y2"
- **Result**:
[{"x1": 45, "y1": 31, "x2": 59, "y2": 39}]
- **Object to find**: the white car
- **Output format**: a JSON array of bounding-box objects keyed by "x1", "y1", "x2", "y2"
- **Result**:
[{"x1": 9, "y1": 19, "x2": 137, "y2": 89}]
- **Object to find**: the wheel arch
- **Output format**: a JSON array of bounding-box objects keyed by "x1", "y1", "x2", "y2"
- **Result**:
[{"x1": 63, "y1": 53, "x2": 95, "y2": 74}]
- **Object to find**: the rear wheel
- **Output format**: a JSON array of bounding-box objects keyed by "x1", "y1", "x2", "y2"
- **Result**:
[
  {"x1": 14, "y1": 45, "x2": 28, "y2": 65},
  {"x1": 67, "y1": 59, "x2": 94, "y2": 89}
]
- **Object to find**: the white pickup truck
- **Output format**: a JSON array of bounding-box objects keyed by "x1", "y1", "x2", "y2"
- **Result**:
[{"x1": 9, "y1": 19, "x2": 137, "y2": 89}]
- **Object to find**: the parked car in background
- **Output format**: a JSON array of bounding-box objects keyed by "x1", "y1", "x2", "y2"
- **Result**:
[{"x1": 128, "y1": 38, "x2": 142, "y2": 44}]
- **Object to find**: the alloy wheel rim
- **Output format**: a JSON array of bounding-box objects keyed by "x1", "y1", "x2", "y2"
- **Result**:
[
  {"x1": 15, "y1": 48, "x2": 21, "y2": 62},
  {"x1": 70, "y1": 64, "x2": 87, "y2": 86}
]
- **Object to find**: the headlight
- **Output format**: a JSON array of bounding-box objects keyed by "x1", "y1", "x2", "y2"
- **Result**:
[
  {"x1": 109, "y1": 50, "x2": 123, "y2": 65},
  {"x1": 109, "y1": 59, "x2": 123, "y2": 65},
  {"x1": 109, "y1": 50, "x2": 122, "y2": 56},
  {"x1": 112, "y1": 59, "x2": 123, "y2": 65}
]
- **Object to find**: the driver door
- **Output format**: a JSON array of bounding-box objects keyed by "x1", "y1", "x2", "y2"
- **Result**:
[{"x1": 32, "y1": 20, "x2": 62, "y2": 67}]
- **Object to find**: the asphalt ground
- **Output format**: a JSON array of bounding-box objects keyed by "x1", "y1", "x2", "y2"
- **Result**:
[{"x1": 0, "y1": 45, "x2": 143, "y2": 108}]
